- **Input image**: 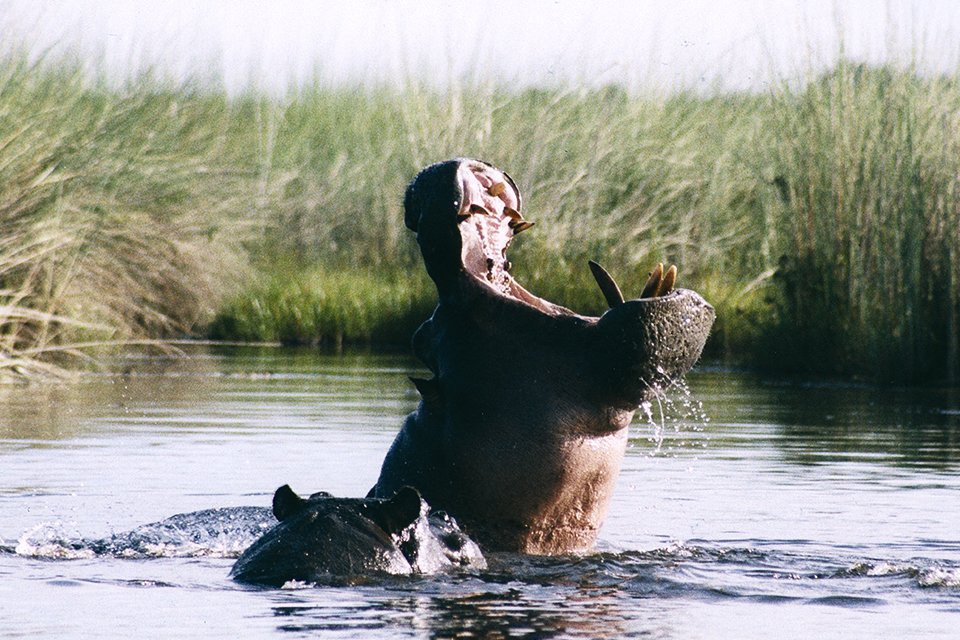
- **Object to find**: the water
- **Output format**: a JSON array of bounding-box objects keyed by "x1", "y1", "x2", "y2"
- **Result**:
[{"x1": 1, "y1": 346, "x2": 959, "y2": 638}]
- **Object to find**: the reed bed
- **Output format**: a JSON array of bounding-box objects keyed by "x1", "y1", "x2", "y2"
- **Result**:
[
  {"x1": 761, "y1": 62, "x2": 960, "y2": 382},
  {"x1": 0, "y1": 52, "x2": 251, "y2": 380},
  {"x1": 208, "y1": 266, "x2": 435, "y2": 348},
  {"x1": 2, "y1": 49, "x2": 958, "y2": 383}
]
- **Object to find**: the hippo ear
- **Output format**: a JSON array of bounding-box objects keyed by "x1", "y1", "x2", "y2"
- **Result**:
[
  {"x1": 365, "y1": 486, "x2": 423, "y2": 535},
  {"x1": 272, "y1": 484, "x2": 308, "y2": 522}
]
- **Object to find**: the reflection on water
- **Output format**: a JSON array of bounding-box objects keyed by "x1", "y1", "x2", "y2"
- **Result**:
[
  {"x1": 267, "y1": 583, "x2": 631, "y2": 639},
  {"x1": 692, "y1": 368, "x2": 960, "y2": 468},
  {"x1": 1, "y1": 346, "x2": 959, "y2": 639}
]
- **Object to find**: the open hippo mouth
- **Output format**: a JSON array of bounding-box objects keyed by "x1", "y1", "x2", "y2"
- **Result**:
[
  {"x1": 447, "y1": 161, "x2": 548, "y2": 310},
  {"x1": 408, "y1": 158, "x2": 687, "y2": 315}
]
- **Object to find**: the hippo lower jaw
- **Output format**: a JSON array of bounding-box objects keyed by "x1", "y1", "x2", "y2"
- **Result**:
[{"x1": 374, "y1": 158, "x2": 715, "y2": 554}]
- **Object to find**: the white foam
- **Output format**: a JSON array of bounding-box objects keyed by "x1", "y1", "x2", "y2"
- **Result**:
[
  {"x1": 280, "y1": 579, "x2": 312, "y2": 590},
  {"x1": 865, "y1": 562, "x2": 907, "y2": 576},
  {"x1": 917, "y1": 567, "x2": 960, "y2": 588},
  {"x1": 14, "y1": 522, "x2": 93, "y2": 560}
]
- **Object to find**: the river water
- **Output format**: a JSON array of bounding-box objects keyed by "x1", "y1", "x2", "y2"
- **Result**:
[{"x1": 1, "y1": 346, "x2": 958, "y2": 639}]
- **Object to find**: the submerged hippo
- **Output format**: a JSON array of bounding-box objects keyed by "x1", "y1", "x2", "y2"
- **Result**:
[
  {"x1": 370, "y1": 158, "x2": 715, "y2": 554},
  {"x1": 230, "y1": 485, "x2": 484, "y2": 586}
]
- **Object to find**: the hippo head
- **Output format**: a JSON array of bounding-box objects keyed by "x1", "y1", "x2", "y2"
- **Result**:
[
  {"x1": 230, "y1": 485, "x2": 424, "y2": 586},
  {"x1": 402, "y1": 158, "x2": 715, "y2": 408},
  {"x1": 373, "y1": 159, "x2": 715, "y2": 554},
  {"x1": 230, "y1": 485, "x2": 485, "y2": 587}
]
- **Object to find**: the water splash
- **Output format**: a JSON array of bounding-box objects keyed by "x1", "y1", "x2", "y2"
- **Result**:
[
  {"x1": 15, "y1": 522, "x2": 96, "y2": 560},
  {"x1": 280, "y1": 579, "x2": 312, "y2": 590},
  {"x1": 637, "y1": 375, "x2": 710, "y2": 454},
  {"x1": 14, "y1": 506, "x2": 274, "y2": 560},
  {"x1": 916, "y1": 567, "x2": 960, "y2": 588},
  {"x1": 396, "y1": 506, "x2": 487, "y2": 574},
  {"x1": 843, "y1": 561, "x2": 960, "y2": 589}
]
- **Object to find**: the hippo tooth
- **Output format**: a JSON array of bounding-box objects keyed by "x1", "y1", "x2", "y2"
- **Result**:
[
  {"x1": 509, "y1": 220, "x2": 535, "y2": 234},
  {"x1": 588, "y1": 260, "x2": 625, "y2": 308},
  {"x1": 470, "y1": 204, "x2": 491, "y2": 215},
  {"x1": 488, "y1": 182, "x2": 506, "y2": 197},
  {"x1": 640, "y1": 263, "x2": 664, "y2": 298},
  {"x1": 656, "y1": 264, "x2": 677, "y2": 297},
  {"x1": 503, "y1": 206, "x2": 523, "y2": 222}
]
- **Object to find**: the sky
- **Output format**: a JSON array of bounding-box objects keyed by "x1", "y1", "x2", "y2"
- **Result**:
[{"x1": 2, "y1": 0, "x2": 958, "y2": 93}]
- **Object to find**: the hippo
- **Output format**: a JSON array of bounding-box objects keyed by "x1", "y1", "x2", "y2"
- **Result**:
[
  {"x1": 230, "y1": 485, "x2": 485, "y2": 586},
  {"x1": 369, "y1": 158, "x2": 715, "y2": 554}
]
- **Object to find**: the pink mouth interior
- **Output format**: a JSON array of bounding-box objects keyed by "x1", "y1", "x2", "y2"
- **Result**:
[{"x1": 456, "y1": 162, "x2": 566, "y2": 315}]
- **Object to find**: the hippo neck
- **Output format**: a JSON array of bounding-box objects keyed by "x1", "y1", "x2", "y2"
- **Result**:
[{"x1": 459, "y1": 435, "x2": 630, "y2": 553}]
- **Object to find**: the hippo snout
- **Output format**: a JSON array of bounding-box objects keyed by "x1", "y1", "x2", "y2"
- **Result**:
[{"x1": 594, "y1": 288, "x2": 715, "y2": 407}]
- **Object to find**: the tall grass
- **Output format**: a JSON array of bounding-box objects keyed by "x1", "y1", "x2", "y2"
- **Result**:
[
  {"x1": 263, "y1": 84, "x2": 769, "y2": 275},
  {"x1": 250, "y1": 83, "x2": 773, "y2": 317},
  {"x1": 2, "y1": 48, "x2": 958, "y2": 383},
  {"x1": 0, "y1": 52, "x2": 252, "y2": 379},
  {"x1": 760, "y1": 62, "x2": 960, "y2": 382},
  {"x1": 208, "y1": 266, "x2": 435, "y2": 348}
]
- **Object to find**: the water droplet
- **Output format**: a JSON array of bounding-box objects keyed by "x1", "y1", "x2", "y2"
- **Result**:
[{"x1": 636, "y1": 376, "x2": 710, "y2": 455}]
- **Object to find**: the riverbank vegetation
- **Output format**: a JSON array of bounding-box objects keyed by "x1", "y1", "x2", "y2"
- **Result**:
[{"x1": 1, "y1": 48, "x2": 958, "y2": 383}]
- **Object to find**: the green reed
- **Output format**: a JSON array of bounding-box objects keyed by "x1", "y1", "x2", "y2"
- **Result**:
[
  {"x1": 759, "y1": 62, "x2": 960, "y2": 382},
  {"x1": 208, "y1": 266, "x2": 435, "y2": 348},
  {"x1": 2, "y1": 47, "x2": 958, "y2": 383},
  {"x1": 0, "y1": 51, "x2": 251, "y2": 379}
]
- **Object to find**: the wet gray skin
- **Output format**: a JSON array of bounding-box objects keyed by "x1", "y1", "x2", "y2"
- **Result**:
[
  {"x1": 370, "y1": 158, "x2": 716, "y2": 554},
  {"x1": 230, "y1": 485, "x2": 485, "y2": 587}
]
